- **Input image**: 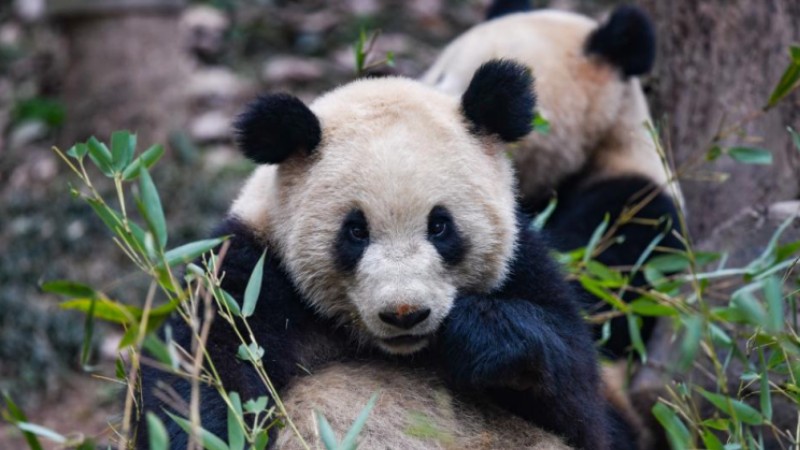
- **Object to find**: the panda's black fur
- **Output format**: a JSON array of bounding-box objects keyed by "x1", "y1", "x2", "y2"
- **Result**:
[{"x1": 136, "y1": 60, "x2": 636, "y2": 450}]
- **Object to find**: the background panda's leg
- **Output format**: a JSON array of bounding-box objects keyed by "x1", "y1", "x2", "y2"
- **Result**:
[{"x1": 543, "y1": 175, "x2": 684, "y2": 358}]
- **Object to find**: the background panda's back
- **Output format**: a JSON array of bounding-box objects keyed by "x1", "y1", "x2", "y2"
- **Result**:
[{"x1": 276, "y1": 363, "x2": 571, "y2": 450}]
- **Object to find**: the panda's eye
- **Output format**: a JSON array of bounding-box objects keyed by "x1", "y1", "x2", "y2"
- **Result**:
[
  {"x1": 428, "y1": 220, "x2": 447, "y2": 238},
  {"x1": 349, "y1": 224, "x2": 369, "y2": 241}
]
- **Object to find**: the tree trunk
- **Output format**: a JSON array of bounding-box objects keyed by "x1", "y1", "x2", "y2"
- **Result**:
[
  {"x1": 635, "y1": 0, "x2": 800, "y2": 240},
  {"x1": 54, "y1": 2, "x2": 190, "y2": 147}
]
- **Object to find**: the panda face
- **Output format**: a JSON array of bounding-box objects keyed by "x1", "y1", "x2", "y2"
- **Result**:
[{"x1": 231, "y1": 76, "x2": 525, "y2": 355}]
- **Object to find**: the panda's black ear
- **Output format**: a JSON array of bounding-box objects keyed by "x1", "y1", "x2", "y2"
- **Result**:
[
  {"x1": 461, "y1": 59, "x2": 535, "y2": 143},
  {"x1": 234, "y1": 93, "x2": 321, "y2": 164},
  {"x1": 585, "y1": 5, "x2": 656, "y2": 77}
]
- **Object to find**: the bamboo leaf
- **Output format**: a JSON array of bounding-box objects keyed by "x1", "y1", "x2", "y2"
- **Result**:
[
  {"x1": 138, "y1": 165, "x2": 168, "y2": 249},
  {"x1": 626, "y1": 314, "x2": 647, "y2": 363},
  {"x1": 583, "y1": 214, "x2": 609, "y2": 264},
  {"x1": 698, "y1": 388, "x2": 764, "y2": 425},
  {"x1": 339, "y1": 393, "x2": 379, "y2": 450},
  {"x1": 242, "y1": 251, "x2": 266, "y2": 317},
  {"x1": 15, "y1": 423, "x2": 66, "y2": 444},
  {"x1": 762, "y1": 276, "x2": 784, "y2": 332},
  {"x1": 41, "y1": 280, "x2": 97, "y2": 298},
  {"x1": 123, "y1": 144, "x2": 166, "y2": 180},
  {"x1": 159, "y1": 238, "x2": 226, "y2": 269},
  {"x1": 652, "y1": 403, "x2": 691, "y2": 450},
  {"x1": 166, "y1": 411, "x2": 230, "y2": 450},
  {"x1": 87, "y1": 136, "x2": 114, "y2": 176},
  {"x1": 1, "y1": 393, "x2": 44, "y2": 450},
  {"x1": 728, "y1": 146, "x2": 773, "y2": 165},
  {"x1": 111, "y1": 130, "x2": 135, "y2": 172},
  {"x1": 315, "y1": 411, "x2": 339, "y2": 450},
  {"x1": 227, "y1": 392, "x2": 245, "y2": 450},
  {"x1": 147, "y1": 413, "x2": 170, "y2": 450},
  {"x1": 766, "y1": 45, "x2": 800, "y2": 108},
  {"x1": 530, "y1": 196, "x2": 557, "y2": 231},
  {"x1": 678, "y1": 315, "x2": 703, "y2": 372}
]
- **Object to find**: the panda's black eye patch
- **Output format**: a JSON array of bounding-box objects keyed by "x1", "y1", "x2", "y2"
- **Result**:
[
  {"x1": 334, "y1": 209, "x2": 370, "y2": 272},
  {"x1": 427, "y1": 206, "x2": 466, "y2": 265}
]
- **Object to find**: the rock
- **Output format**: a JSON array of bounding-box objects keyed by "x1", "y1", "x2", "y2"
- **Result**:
[
  {"x1": 14, "y1": 0, "x2": 45, "y2": 22},
  {"x1": 189, "y1": 110, "x2": 232, "y2": 143},
  {"x1": 262, "y1": 56, "x2": 325, "y2": 85},
  {"x1": 188, "y1": 67, "x2": 250, "y2": 105}
]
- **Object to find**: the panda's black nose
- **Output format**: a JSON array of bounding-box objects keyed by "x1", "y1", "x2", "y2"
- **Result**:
[{"x1": 379, "y1": 308, "x2": 431, "y2": 330}]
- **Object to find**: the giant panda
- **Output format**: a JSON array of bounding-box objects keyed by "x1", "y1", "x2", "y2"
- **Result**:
[
  {"x1": 422, "y1": 3, "x2": 685, "y2": 359},
  {"x1": 137, "y1": 60, "x2": 639, "y2": 450}
]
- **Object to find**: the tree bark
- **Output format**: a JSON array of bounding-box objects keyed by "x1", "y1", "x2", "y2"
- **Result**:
[{"x1": 635, "y1": 0, "x2": 800, "y2": 240}]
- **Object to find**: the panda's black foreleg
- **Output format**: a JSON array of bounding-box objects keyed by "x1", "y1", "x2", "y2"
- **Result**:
[{"x1": 437, "y1": 294, "x2": 609, "y2": 450}]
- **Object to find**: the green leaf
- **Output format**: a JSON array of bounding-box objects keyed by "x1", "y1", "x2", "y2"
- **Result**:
[
  {"x1": 629, "y1": 298, "x2": 676, "y2": 317},
  {"x1": 789, "y1": 127, "x2": 800, "y2": 153},
  {"x1": 236, "y1": 343, "x2": 264, "y2": 362},
  {"x1": 646, "y1": 253, "x2": 692, "y2": 273},
  {"x1": 701, "y1": 429, "x2": 724, "y2": 450},
  {"x1": 87, "y1": 136, "x2": 114, "y2": 176},
  {"x1": 626, "y1": 314, "x2": 647, "y2": 363},
  {"x1": 339, "y1": 392, "x2": 379, "y2": 450},
  {"x1": 678, "y1": 315, "x2": 703, "y2": 372},
  {"x1": 353, "y1": 28, "x2": 367, "y2": 73},
  {"x1": 652, "y1": 402, "x2": 691, "y2": 450},
  {"x1": 243, "y1": 251, "x2": 266, "y2": 318},
  {"x1": 166, "y1": 411, "x2": 230, "y2": 450},
  {"x1": 1, "y1": 392, "x2": 44, "y2": 450},
  {"x1": 697, "y1": 388, "x2": 764, "y2": 425},
  {"x1": 583, "y1": 214, "x2": 609, "y2": 264},
  {"x1": 122, "y1": 144, "x2": 166, "y2": 180},
  {"x1": 385, "y1": 51, "x2": 395, "y2": 68},
  {"x1": 111, "y1": 130, "x2": 135, "y2": 172},
  {"x1": 728, "y1": 146, "x2": 773, "y2": 165},
  {"x1": 160, "y1": 238, "x2": 226, "y2": 269},
  {"x1": 766, "y1": 46, "x2": 800, "y2": 108},
  {"x1": 530, "y1": 196, "x2": 557, "y2": 231},
  {"x1": 253, "y1": 431, "x2": 269, "y2": 450},
  {"x1": 706, "y1": 145, "x2": 723, "y2": 161},
  {"x1": 760, "y1": 369, "x2": 773, "y2": 422},
  {"x1": 81, "y1": 296, "x2": 96, "y2": 367},
  {"x1": 226, "y1": 392, "x2": 245, "y2": 450},
  {"x1": 147, "y1": 413, "x2": 170, "y2": 450},
  {"x1": 532, "y1": 111, "x2": 551, "y2": 135},
  {"x1": 215, "y1": 287, "x2": 241, "y2": 317},
  {"x1": 731, "y1": 288, "x2": 767, "y2": 328},
  {"x1": 579, "y1": 276, "x2": 628, "y2": 312},
  {"x1": 15, "y1": 423, "x2": 66, "y2": 444},
  {"x1": 67, "y1": 143, "x2": 89, "y2": 160},
  {"x1": 60, "y1": 298, "x2": 139, "y2": 324},
  {"x1": 763, "y1": 276, "x2": 784, "y2": 332},
  {"x1": 143, "y1": 335, "x2": 173, "y2": 368},
  {"x1": 138, "y1": 165, "x2": 167, "y2": 249},
  {"x1": 41, "y1": 280, "x2": 97, "y2": 298},
  {"x1": 315, "y1": 411, "x2": 339, "y2": 450},
  {"x1": 243, "y1": 396, "x2": 268, "y2": 414}
]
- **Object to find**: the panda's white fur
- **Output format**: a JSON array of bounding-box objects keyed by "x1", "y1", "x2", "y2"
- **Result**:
[
  {"x1": 231, "y1": 77, "x2": 518, "y2": 354},
  {"x1": 276, "y1": 363, "x2": 570, "y2": 450},
  {"x1": 422, "y1": 9, "x2": 681, "y2": 206}
]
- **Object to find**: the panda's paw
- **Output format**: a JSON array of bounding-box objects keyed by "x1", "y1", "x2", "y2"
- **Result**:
[{"x1": 437, "y1": 296, "x2": 563, "y2": 390}]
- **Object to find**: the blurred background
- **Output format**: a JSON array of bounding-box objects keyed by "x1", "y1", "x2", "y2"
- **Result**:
[{"x1": 0, "y1": 0, "x2": 798, "y2": 448}]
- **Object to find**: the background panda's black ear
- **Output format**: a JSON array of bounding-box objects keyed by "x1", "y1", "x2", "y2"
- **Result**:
[
  {"x1": 485, "y1": 0, "x2": 531, "y2": 21},
  {"x1": 234, "y1": 93, "x2": 321, "y2": 164},
  {"x1": 461, "y1": 59, "x2": 535, "y2": 143},
  {"x1": 585, "y1": 5, "x2": 656, "y2": 77}
]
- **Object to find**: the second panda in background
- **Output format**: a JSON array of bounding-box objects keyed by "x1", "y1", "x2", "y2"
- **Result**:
[{"x1": 423, "y1": 2, "x2": 685, "y2": 359}]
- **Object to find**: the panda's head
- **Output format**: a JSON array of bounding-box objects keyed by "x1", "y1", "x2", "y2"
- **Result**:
[
  {"x1": 423, "y1": 6, "x2": 671, "y2": 204},
  {"x1": 230, "y1": 60, "x2": 534, "y2": 355}
]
